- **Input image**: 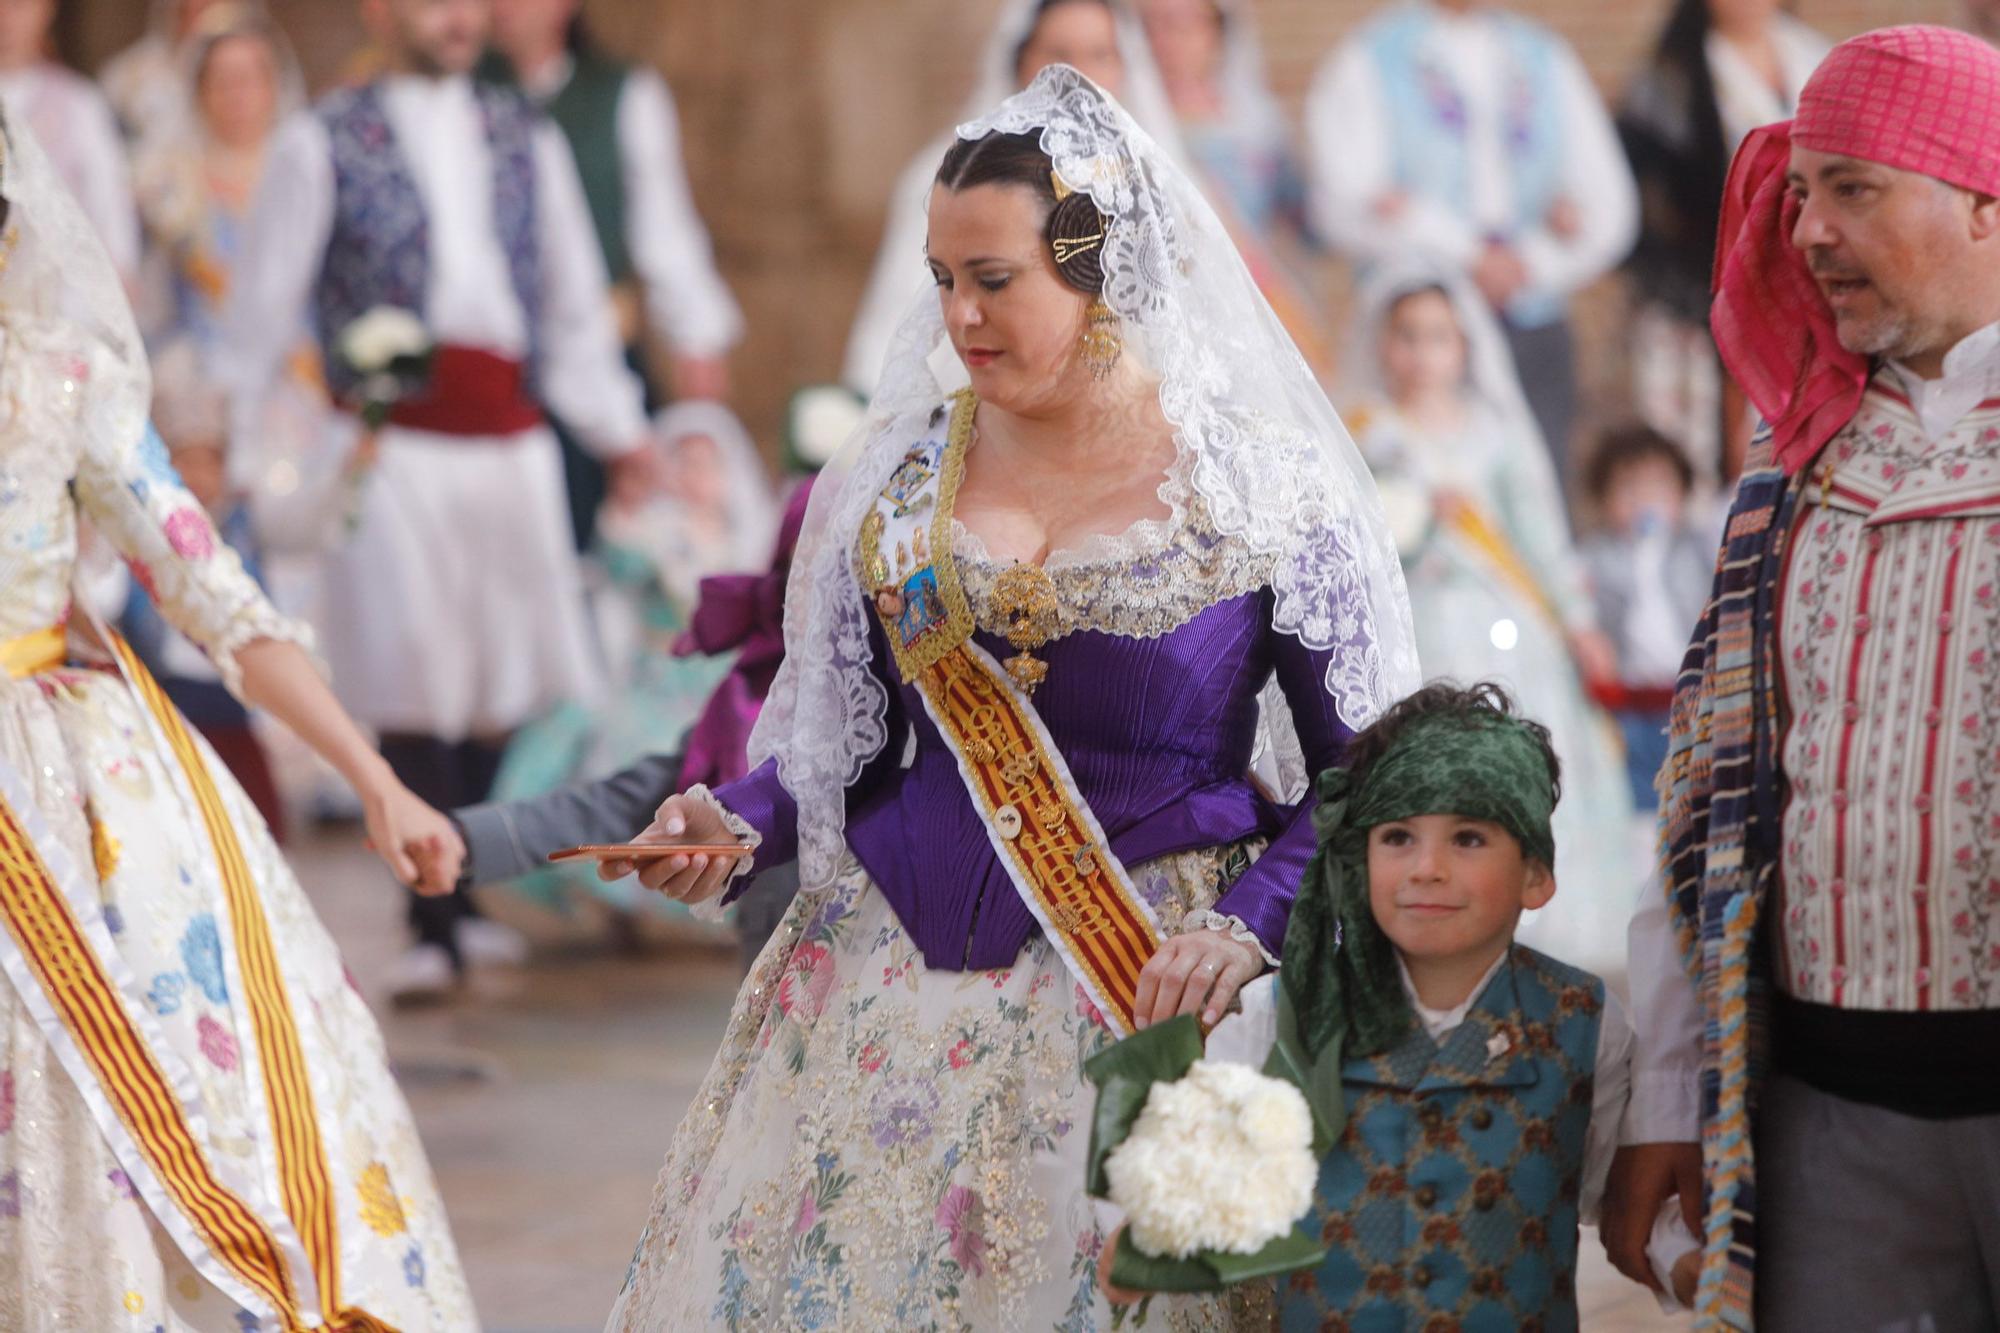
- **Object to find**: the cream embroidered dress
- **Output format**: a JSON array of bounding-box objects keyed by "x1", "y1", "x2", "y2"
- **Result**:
[{"x1": 0, "y1": 117, "x2": 473, "y2": 1330}]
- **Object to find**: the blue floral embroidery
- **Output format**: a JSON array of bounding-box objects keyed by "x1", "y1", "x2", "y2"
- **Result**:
[
  {"x1": 130, "y1": 423, "x2": 179, "y2": 502},
  {"x1": 235, "y1": 1312, "x2": 260, "y2": 1332},
  {"x1": 180, "y1": 915, "x2": 228, "y2": 1005},
  {"x1": 101, "y1": 904, "x2": 124, "y2": 936},
  {"x1": 147, "y1": 972, "x2": 186, "y2": 1017},
  {"x1": 403, "y1": 1244, "x2": 426, "y2": 1288}
]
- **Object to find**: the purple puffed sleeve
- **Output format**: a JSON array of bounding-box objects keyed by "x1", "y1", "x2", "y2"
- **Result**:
[{"x1": 1203, "y1": 595, "x2": 1356, "y2": 956}]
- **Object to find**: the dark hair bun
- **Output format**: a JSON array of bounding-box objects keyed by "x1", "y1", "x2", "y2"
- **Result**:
[{"x1": 1046, "y1": 191, "x2": 1110, "y2": 295}]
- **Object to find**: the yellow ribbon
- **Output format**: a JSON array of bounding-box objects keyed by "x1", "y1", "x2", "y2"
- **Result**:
[{"x1": 0, "y1": 626, "x2": 64, "y2": 680}]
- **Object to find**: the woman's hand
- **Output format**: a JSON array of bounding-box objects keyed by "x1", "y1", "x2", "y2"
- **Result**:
[
  {"x1": 604, "y1": 793, "x2": 742, "y2": 904},
  {"x1": 1096, "y1": 1224, "x2": 1146, "y2": 1307},
  {"x1": 359, "y1": 780, "x2": 463, "y2": 896},
  {"x1": 1132, "y1": 930, "x2": 1265, "y2": 1031}
]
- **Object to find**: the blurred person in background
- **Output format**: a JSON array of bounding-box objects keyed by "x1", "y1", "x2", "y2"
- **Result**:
[
  {"x1": 100, "y1": 0, "x2": 235, "y2": 140},
  {"x1": 1619, "y1": 0, "x2": 1830, "y2": 485},
  {"x1": 842, "y1": 0, "x2": 1189, "y2": 396},
  {"x1": 0, "y1": 0, "x2": 139, "y2": 279},
  {"x1": 1346, "y1": 263, "x2": 1633, "y2": 975},
  {"x1": 482, "y1": 401, "x2": 775, "y2": 932},
  {"x1": 1138, "y1": 0, "x2": 1333, "y2": 373},
  {"x1": 1576, "y1": 425, "x2": 1716, "y2": 815},
  {"x1": 224, "y1": 0, "x2": 664, "y2": 1003},
  {"x1": 130, "y1": 2, "x2": 341, "y2": 562},
  {"x1": 484, "y1": 0, "x2": 744, "y2": 549},
  {"x1": 1304, "y1": 0, "x2": 1637, "y2": 485}
]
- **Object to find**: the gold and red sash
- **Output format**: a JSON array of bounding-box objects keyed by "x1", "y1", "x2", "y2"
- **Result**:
[
  {"x1": 0, "y1": 626, "x2": 391, "y2": 1330},
  {"x1": 858, "y1": 391, "x2": 1164, "y2": 1035}
]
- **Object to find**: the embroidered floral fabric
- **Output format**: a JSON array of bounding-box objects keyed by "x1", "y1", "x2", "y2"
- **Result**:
[{"x1": 609, "y1": 842, "x2": 1274, "y2": 1332}]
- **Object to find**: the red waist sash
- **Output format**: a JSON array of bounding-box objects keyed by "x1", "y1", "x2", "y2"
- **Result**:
[{"x1": 385, "y1": 344, "x2": 543, "y2": 438}]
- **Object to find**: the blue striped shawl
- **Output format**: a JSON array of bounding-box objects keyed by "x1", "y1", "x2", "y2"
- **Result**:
[{"x1": 1656, "y1": 445, "x2": 1809, "y2": 1331}]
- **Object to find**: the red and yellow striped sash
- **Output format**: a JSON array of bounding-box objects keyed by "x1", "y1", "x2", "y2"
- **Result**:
[
  {"x1": 0, "y1": 796, "x2": 314, "y2": 1326},
  {"x1": 106, "y1": 634, "x2": 395, "y2": 1333},
  {"x1": 922, "y1": 643, "x2": 1163, "y2": 1033}
]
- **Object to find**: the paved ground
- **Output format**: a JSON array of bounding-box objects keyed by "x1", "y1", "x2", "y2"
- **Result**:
[{"x1": 294, "y1": 826, "x2": 1684, "y2": 1331}]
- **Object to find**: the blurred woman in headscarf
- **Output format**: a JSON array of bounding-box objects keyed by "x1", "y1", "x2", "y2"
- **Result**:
[
  {"x1": 1138, "y1": 0, "x2": 1332, "y2": 372},
  {"x1": 129, "y1": 5, "x2": 346, "y2": 566},
  {"x1": 1618, "y1": 0, "x2": 1829, "y2": 483},
  {"x1": 100, "y1": 0, "x2": 237, "y2": 141}
]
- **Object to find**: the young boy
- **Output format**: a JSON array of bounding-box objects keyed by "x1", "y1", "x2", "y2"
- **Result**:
[
  {"x1": 1202, "y1": 682, "x2": 1655, "y2": 1329},
  {"x1": 1577, "y1": 426, "x2": 1716, "y2": 811}
]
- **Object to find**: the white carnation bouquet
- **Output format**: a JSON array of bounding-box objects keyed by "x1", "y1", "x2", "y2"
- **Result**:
[
  {"x1": 1084, "y1": 1015, "x2": 1326, "y2": 1295},
  {"x1": 335, "y1": 305, "x2": 436, "y2": 431},
  {"x1": 1106, "y1": 1060, "x2": 1317, "y2": 1259}
]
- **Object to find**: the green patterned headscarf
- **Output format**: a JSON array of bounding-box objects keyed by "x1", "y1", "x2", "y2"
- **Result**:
[{"x1": 1279, "y1": 707, "x2": 1560, "y2": 1076}]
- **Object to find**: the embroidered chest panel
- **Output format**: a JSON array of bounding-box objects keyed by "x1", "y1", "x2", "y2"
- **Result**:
[{"x1": 1779, "y1": 392, "x2": 2000, "y2": 1010}]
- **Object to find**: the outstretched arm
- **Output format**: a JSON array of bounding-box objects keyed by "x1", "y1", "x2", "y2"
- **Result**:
[{"x1": 233, "y1": 639, "x2": 460, "y2": 891}]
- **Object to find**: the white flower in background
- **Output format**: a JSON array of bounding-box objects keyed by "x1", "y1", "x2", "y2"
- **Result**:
[
  {"x1": 788, "y1": 384, "x2": 865, "y2": 467},
  {"x1": 1104, "y1": 1059, "x2": 1317, "y2": 1260},
  {"x1": 337, "y1": 306, "x2": 432, "y2": 375}
]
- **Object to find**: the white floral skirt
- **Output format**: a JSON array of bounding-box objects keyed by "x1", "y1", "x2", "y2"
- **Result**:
[
  {"x1": 0, "y1": 668, "x2": 473, "y2": 1330},
  {"x1": 608, "y1": 844, "x2": 1275, "y2": 1332}
]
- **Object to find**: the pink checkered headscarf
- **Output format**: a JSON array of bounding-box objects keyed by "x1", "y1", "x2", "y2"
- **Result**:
[{"x1": 1711, "y1": 26, "x2": 2000, "y2": 474}]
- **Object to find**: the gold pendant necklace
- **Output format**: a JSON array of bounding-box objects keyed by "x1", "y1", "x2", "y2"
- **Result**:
[{"x1": 989, "y1": 561, "x2": 1063, "y2": 694}]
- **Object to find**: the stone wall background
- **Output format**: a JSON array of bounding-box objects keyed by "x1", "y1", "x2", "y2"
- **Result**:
[{"x1": 61, "y1": 0, "x2": 1958, "y2": 451}]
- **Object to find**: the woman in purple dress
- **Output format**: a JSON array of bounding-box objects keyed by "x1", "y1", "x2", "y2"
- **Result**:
[{"x1": 606, "y1": 67, "x2": 1416, "y2": 1331}]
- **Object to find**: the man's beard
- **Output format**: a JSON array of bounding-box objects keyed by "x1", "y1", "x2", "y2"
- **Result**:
[
  {"x1": 1834, "y1": 306, "x2": 1929, "y2": 362},
  {"x1": 403, "y1": 45, "x2": 451, "y2": 78}
]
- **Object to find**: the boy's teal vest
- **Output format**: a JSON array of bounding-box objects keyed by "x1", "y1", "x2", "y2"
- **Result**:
[{"x1": 1280, "y1": 946, "x2": 1603, "y2": 1333}]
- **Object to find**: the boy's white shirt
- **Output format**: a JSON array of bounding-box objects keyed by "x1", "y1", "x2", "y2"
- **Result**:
[{"x1": 1205, "y1": 955, "x2": 1632, "y2": 1223}]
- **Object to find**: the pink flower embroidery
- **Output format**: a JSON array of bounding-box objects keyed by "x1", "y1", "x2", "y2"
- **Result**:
[
  {"x1": 857, "y1": 1043, "x2": 886, "y2": 1074},
  {"x1": 164, "y1": 508, "x2": 215, "y2": 561},
  {"x1": 794, "y1": 1185, "x2": 818, "y2": 1237},
  {"x1": 776, "y1": 942, "x2": 836, "y2": 1023},
  {"x1": 946, "y1": 1039, "x2": 974, "y2": 1070},
  {"x1": 197, "y1": 1015, "x2": 239, "y2": 1071},
  {"x1": 935, "y1": 1186, "x2": 987, "y2": 1276},
  {"x1": 0, "y1": 1071, "x2": 13, "y2": 1134}
]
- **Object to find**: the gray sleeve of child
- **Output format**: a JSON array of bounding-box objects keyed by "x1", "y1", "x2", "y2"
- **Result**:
[{"x1": 453, "y1": 752, "x2": 687, "y2": 884}]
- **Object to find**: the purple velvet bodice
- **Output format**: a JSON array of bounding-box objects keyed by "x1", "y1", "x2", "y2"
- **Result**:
[{"x1": 715, "y1": 580, "x2": 1354, "y2": 972}]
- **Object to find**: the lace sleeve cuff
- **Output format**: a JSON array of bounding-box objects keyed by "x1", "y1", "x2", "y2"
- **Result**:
[
  {"x1": 209, "y1": 609, "x2": 322, "y2": 700},
  {"x1": 1180, "y1": 909, "x2": 1281, "y2": 968},
  {"x1": 684, "y1": 783, "x2": 762, "y2": 887}
]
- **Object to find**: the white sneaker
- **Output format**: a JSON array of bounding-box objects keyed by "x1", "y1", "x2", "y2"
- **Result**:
[
  {"x1": 386, "y1": 943, "x2": 457, "y2": 1006},
  {"x1": 457, "y1": 917, "x2": 530, "y2": 967}
]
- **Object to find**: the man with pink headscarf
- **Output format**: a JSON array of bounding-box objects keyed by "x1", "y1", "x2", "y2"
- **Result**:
[{"x1": 1603, "y1": 25, "x2": 2000, "y2": 1331}]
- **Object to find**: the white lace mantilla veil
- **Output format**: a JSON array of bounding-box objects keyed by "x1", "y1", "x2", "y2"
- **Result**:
[
  {"x1": 756, "y1": 65, "x2": 1419, "y2": 890},
  {"x1": 841, "y1": 0, "x2": 1188, "y2": 394},
  {"x1": 0, "y1": 108, "x2": 151, "y2": 467}
]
